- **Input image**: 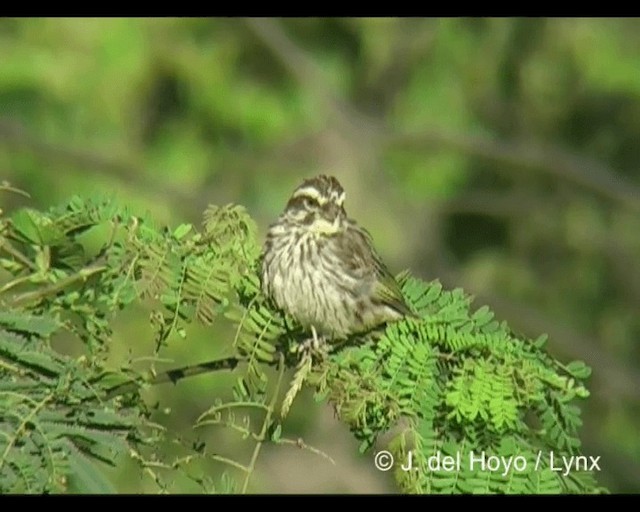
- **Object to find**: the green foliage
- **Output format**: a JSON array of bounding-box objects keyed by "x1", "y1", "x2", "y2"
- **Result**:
[
  {"x1": 0, "y1": 190, "x2": 604, "y2": 493},
  {"x1": 310, "y1": 275, "x2": 602, "y2": 493},
  {"x1": 0, "y1": 191, "x2": 267, "y2": 493},
  {"x1": 1, "y1": 17, "x2": 638, "y2": 493},
  {"x1": 0, "y1": 309, "x2": 154, "y2": 493}
]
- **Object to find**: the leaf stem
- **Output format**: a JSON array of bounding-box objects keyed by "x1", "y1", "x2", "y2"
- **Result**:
[
  {"x1": 241, "y1": 353, "x2": 285, "y2": 494},
  {"x1": 9, "y1": 264, "x2": 107, "y2": 307}
]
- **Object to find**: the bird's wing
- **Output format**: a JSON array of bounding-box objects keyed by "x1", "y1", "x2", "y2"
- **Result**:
[{"x1": 337, "y1": 222, "x2": 414, "y2": 317}]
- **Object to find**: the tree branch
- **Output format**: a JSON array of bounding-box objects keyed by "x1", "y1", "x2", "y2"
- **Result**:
[
  {"x1": 9, "y1": 264, "x2": 107, "y2": 307},
  {"x1": 105, "y1": 356, "x2": 241, "y2": 399}
]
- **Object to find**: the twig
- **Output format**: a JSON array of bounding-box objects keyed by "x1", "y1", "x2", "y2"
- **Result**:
[
  {"x1": 0, "y1": 240, "x2": 39, "y2": 272},
  {"x1": 241, "y1": 353, "x2": 286, "y2": 494},
  {"x1": 9, "y1": 264, "x2": 107, "y2": 307},
  {"x1": 0, "y1": 182, "x2": 31, "y2": 198},
  {"x1": 277, "y1": 437, "x2": 336, "y2": 466},
  {"x1": 105, "y1": 356, "x2": 241, "y2": 399}
]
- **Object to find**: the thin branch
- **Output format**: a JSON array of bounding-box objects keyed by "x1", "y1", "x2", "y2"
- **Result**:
[
  {"x1": 208, "y1": 454, "x2": 249, "y2": 473},
  {"x1": 9, "y1": 264, "x2": 107, "y2": 307},
  {"x1": 0, "y1": 182, "x2": 31, "y2": 198},
  {"x1": 277, "y1": 437, "x2": 336, "y2": 466},
  {"x1": 105, "y1": 356, "x2": 241, "y2": 399},
  {"x1": 159, "y1": 358, "x2": 240, "y2": 385},
  {"x1": 196, "y1": 401, "x2": 272, "y2": 425},
  {"x1": 241, "y1": 353, "x2": 286, "y2": 494},
  {"x1": 0, "y1": 239, "x2": 39, "y2": 272}
]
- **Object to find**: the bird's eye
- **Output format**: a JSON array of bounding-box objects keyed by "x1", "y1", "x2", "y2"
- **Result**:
[{"x1": 303, "y1": 197, "x2": 318, "y2": 208}]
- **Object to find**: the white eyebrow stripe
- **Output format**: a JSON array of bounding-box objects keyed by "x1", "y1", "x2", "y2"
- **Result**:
[
  {"x1": 292, "y1": 186, "x2": 330, "y2": 204},
  {"x1": 293, "y1": 187, "x2": 322, "y2": 200}
]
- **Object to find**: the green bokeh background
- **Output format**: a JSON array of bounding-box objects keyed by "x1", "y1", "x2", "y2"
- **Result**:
[{"x1": 1, "y1": 17, "x2": 639, "y2": 493}]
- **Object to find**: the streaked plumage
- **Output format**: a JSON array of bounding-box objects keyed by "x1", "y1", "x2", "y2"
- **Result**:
[{"x1": 260, "y1": 175, "x2": 413, "y2": 340}]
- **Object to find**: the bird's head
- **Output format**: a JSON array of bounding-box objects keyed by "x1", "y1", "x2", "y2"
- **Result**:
[{"x1": 283, "y1": 175, "x2": 347, "y2": 234}]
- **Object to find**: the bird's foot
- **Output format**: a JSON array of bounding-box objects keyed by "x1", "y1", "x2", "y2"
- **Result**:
[{"x1": 296, "y1": 326, "x2": 329, "y2": 361}]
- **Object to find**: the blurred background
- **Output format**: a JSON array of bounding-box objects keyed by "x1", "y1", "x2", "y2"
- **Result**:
[{"x1": 1, "y1": 17, "x2": 639, "y2": 493}]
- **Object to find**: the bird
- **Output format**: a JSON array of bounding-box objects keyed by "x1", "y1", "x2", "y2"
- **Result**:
[{"x1": 260, "y1": 174, "x2": 414, "y2": 350}]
